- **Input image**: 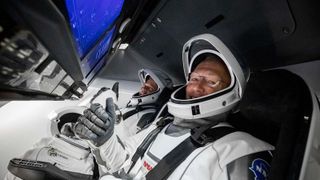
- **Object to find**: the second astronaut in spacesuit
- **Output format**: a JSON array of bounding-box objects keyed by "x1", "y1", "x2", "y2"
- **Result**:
[{"x1": 115, "y1": 68, "x2": 173, "y2": 139}]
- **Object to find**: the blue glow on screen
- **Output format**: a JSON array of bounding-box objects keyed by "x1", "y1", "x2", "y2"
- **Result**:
[
  {"x1": 65, "y1": 0, "x2": 125, "y2": 58},
  {"x1": 83, "y1": 26, "x2": 116, "y2": 76}
]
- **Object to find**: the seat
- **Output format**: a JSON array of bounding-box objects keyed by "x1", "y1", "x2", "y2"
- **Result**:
[{"x1": 228, "y1": 69, "x2": 317, "y2": 180}]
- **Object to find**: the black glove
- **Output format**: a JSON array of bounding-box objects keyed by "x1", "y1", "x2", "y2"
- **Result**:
[{"x1": 74, "y1": 98, "x2": 116, "y2": 147}]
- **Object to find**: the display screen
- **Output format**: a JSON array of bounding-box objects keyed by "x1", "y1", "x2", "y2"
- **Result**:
[
  {"x1": 82, "y1": 26, "x2": 116, "y2": 76},
  {"x1": 65, "y1": 0, "x2": 125, "y2": 58}
]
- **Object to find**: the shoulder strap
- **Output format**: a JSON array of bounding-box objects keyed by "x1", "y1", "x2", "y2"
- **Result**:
[
  {"x1": 122, "y1": 105, "x2": 156, "y2": 120},
  {"x1": 146, "y1": 126, "x2": 236, "y2": 180},
  {"x1": 136, "y1": 112, "x2": 155, "y2": 129},
  {"x1": 127, "y1": 116, "x2": 173, "y2": 173}
]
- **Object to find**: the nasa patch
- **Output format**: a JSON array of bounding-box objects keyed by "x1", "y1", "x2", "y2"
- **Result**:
[{"x1": 249, "y1": 158, "x2": 270, "y2": 180}]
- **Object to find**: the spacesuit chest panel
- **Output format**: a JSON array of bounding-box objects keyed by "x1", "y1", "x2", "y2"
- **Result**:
[{"x1": 140, "y1": 126, "x2": 190, "y2": 175}]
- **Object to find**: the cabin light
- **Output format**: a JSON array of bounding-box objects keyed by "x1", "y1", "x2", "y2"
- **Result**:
[{"x1": 119, "y1": 43, "x2": 129, "y2": 50}]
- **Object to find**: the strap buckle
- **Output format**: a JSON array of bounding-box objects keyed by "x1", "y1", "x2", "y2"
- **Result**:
[
  {"x1": 156, "y1": 116, "x2": 173, "y2": 127},
  {"x1": 190, "y1": 126, "x2": 210, "y2": 146},
  {"x1": 191, "y1": 133, "x2": 209, "y2": 147}
]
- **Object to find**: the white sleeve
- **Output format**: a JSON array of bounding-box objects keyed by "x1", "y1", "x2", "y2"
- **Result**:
[{"x1": 95, "y1": 121, "x2": 159, "y2": 173}]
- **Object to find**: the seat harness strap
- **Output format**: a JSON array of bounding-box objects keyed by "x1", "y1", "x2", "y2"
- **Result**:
[
  {"x1": 146, "y1": 126, "x2": 236, "y2": 180},
  {"x1": 127, "y1": 116, "x2": 173, "y2": 173},
  {"x1": 122, "y1": 105, "x2": 156, "y2": 120}
]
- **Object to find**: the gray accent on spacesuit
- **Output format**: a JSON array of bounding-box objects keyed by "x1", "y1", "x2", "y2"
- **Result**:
[
  {"x1": 116, "y1": 135, "x2": 126, "y2": 150},
  {"x1": 172, "y1": 117, "x2": 214, "y2": 129},
  {"x1": 92, "y1": 148, "x2": 109, "y2": 171},
  {"x1": 164, "y1": 123, "x2": 190, "y2": 137}
]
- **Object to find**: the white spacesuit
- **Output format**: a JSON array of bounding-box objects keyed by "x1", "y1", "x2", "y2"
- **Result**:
[
  {"x1": 115, "y1": 69, "x2": 173, "y2": 139},
  {"x1": 5, "y1": 106, "x2": 96, "y2": 180},
  {"x1": 75, "y1": 34, "x2": 274, "y2": 180}
]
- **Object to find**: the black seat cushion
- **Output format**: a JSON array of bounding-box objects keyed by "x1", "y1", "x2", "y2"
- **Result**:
[{"x1": 228, "y1": 69, "x2": 313, "y2": 180}]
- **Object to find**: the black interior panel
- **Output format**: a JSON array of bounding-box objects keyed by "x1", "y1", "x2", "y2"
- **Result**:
[{"x1": 101, "y1": 0, "x2": 320, "y2": 84}]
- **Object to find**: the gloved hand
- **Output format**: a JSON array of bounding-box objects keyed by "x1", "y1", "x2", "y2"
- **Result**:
[{"x1": 74, "y1": 98, "x2": 116, "y2": 147}]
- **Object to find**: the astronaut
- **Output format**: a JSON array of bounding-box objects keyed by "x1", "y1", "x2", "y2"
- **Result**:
[
  {"x1": 74, "y1": 34, "x2": 274, "y2": 180},
  {"x1": 5, "y1": 106, "x2": 96, "y2": 180},
  {"x1": 115, "y1": 69, "x2": 173, "y2": 139}
]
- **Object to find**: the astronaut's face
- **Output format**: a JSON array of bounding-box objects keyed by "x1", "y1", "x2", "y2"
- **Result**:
[
  {"x1": 139, "y1": 77, "x2": 158, "y2": 96},
  {"x1": 186, "y1": 57, "x2": 231, "y2": 99}
]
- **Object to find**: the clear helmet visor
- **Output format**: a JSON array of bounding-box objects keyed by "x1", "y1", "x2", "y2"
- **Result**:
[
  {"x1": 129, "y1": 69, "x2": 173, "y2": 106},
  {"x1": 138, "y1": 69, "x2": 164, "y2": 92},
  {"x1": 182, "y1": 34, "x2": 249, "y2": 98},
  {"x1": 168, "y1": 34, "x2": 249, "y2": 119}
]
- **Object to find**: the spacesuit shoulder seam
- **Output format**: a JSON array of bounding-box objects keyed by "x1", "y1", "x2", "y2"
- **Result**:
[{"x1": 178, "y1": 143, "x2": 219, "y2": 179}]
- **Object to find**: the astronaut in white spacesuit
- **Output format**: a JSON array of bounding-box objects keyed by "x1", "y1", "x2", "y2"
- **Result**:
[
  {"x1": 74, "y1": 34, "x2": 274, "y2": 180},
  {"x1": 115, "y1": 68, "x2": 173, "y2": 139},
  {"x1": 5, "y1": 106, "x2": 96, "y2": 180}
]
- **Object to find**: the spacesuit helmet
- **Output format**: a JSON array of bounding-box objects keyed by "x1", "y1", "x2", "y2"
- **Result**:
[
  {"x1": 49, "y1": 106, "x2": 89, "y2": 148},
  {"x1": 167, "y1": 34, "x2": 249, "y2": 119},
  {"x1": 128, "y1": 69, "x2": 173, "y2": 106}
]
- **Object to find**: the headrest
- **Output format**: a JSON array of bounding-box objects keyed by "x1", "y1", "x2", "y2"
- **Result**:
[{"x1": 228, "y1": 69, "x2": 313, "y2": 145}]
